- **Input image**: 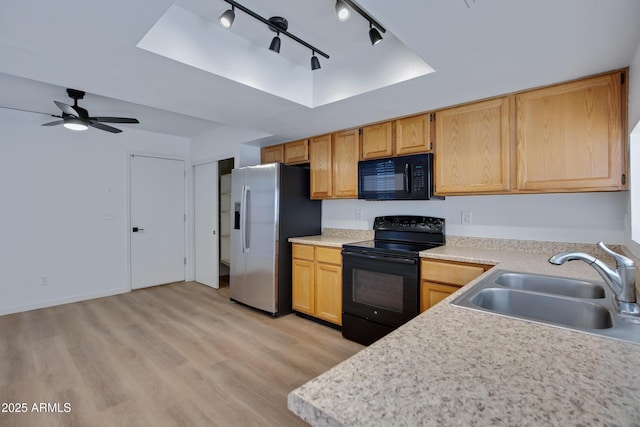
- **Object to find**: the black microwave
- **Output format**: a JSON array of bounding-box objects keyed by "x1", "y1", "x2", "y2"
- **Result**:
[{"x1": 358, "y1": 153, "x2": 435, "y2": 200}]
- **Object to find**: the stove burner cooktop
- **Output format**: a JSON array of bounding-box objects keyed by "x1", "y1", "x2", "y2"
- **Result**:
[{"x1": 342, "y1": 215, "x2": 446, "y2": 257}]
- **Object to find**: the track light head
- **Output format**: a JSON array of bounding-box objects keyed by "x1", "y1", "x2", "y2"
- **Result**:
[
  {"x1": 369, "y1": 23, "x2": 383, "y2": 46},
  {"x1": 219, "y1": 6, "x2": 235, "y2": 28},
  {"x1": 335, "y1": 0, "x2": 351, "y2": 21},
  {"x1": 311, "y1": 53, "x2": 321, "y2": 71},
  {"x1": 269, "y1": 34, "x2": 281, "y2": 53}
]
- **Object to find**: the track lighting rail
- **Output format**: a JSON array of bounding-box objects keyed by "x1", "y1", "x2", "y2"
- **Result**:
[
  {"x1": 221, "y1": 0, "x2": 330, "y2": 59},
  {"x1": 341, "y1": 0, "x2": 386, "y2": 34}
]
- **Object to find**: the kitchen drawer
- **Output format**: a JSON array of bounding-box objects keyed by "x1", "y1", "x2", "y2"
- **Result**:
[
  {"x1": 316, "y1": 247, "x2": 342, "y2": 265},
  {"x1": 293, "y1": 244, "x2": 315, "y2": 261},
  {"x1": 421, "y1": 259, "x2": 487, "y2": 286}
]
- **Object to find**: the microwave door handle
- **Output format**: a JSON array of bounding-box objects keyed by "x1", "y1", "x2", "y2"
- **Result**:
[{"x1": 404, "y1": 163, "x2": 411, "y2": 193}]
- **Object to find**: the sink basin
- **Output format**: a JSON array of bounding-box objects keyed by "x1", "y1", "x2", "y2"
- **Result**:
[
  {"x1": 469, "y1": 288, "x2": 613, "y2": 329},
  {"x1": 493, "y1": 272, "x2": 606, "y2": 299},
  {"x1": 450, "y1": 269, "x2": 640, "y2": 345}
]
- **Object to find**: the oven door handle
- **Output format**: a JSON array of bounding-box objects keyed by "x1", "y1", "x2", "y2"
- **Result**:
[{"x1": 342, "y1": 251, "x2": 417, "y2": 265}]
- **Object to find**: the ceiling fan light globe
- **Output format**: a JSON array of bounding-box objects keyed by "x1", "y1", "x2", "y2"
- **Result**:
[
  {"x1": 63, "y1": 118, "x2": 88, "y2": 131},
  {"x1": 335, "y1": 0, "x2": 351, "y2": 21}
]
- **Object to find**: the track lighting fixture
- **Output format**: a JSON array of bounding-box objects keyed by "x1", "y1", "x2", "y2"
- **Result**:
[
  {"x1": 310, "y1": 52, "x2": 321, "y2": 70},
  {"x1": 368, "y1": 22, "x2": 383, "y2": 46},
  {"x1": 219, "y1": 0, "x2": 328, "y2": 70},
  {"x1": 269, "y1": 31, "x2": 281, "y2": 53},
  {"x1": 335, "y1": 0, "x2": 351, "y2": 21},
  {"x1": 336, "y1": 0, "x2": 386, "y2": 46},
  {"x1": 219, "y1": 5, "x2": 235, "y2": 28}
]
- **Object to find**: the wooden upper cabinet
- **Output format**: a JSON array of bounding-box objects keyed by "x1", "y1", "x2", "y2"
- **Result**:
[
  {"x1": 435, "y1": 97, "x2": 512, "y2": 195},
  {"x1": 332, "y1": 129, "x2": 360, "y2": 198},
  {"x1": 361, "y1": 122, "x2": 393, "y2": 160},
  {"x1": 284, "y1": 139, "x2": 310, "y2": 165},
  {"x1": 516, "y1": 72, "x2": 626, "y2": 191},
  {"x1": 310, "y1": 134, "x2": 333, "y2": 199},
  {"x1": 395, "y1": 113, "x2": 432, "y2": 155},
  {"x1": 261, "y1": 145, "x2": 284, "y2": 164}
]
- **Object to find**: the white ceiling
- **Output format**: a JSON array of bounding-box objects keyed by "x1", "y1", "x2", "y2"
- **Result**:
[{"x1": 0, "y1": 0, "x2": 639, "y2": 145}]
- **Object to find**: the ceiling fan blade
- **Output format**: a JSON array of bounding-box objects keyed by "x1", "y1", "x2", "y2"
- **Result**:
[
  {"x1": 0, "y1": 105, "x2": 61, "y2": 116},
  {"x1": 54, "y1": 101, "x2": 79, "y2": 117},
  {"x1": 41, "y1": 120, "x2": 65, "y2": 126},
  {"x1": 91, "y1": 117, "x2": 139, "y2": 124},
  {"x1": 88, "y1": 121, "x2": 122, "y2": 133}
]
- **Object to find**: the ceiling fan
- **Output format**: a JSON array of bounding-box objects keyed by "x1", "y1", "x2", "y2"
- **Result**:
[{"x1": 2, "y1": 88, "x2": 139, "y2": 134}]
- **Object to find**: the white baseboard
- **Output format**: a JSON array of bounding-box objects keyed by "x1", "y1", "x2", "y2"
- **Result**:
[{"x1": 0, "y1": 287, "x2": 131, "y2": 316}]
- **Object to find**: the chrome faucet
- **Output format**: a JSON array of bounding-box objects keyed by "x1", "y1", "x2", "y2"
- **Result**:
[{"x1": 549, "y1": 242, "x2": 639, "y2": 316}]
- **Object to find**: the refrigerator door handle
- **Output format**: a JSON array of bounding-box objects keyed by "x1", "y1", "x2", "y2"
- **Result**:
[{"x1": 241, "y1": 185, "x2": 251, "y2": 253}]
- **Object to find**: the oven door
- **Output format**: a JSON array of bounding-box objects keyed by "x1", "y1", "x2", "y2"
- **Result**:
[{"x1": 342, "y1": 250, "x2": 419, "y2": 328}]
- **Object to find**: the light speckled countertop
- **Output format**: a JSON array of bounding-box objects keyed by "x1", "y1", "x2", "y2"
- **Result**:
[
  {"x1": 288, "y1": 235, "x2": 369, "y2": 248},
  {"x1": 288, "y1": 244, "x2": 640, "y2": 426}
]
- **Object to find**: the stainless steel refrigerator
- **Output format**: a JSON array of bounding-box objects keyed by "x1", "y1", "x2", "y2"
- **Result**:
[{"x1": 230, "y1": 163, "x2": 321, "y2": 316}]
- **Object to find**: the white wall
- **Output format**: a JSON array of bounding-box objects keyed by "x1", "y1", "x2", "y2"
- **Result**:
[
  {"x1": 323, "y1": 191, "x2": 628, "y2": 244},
  {"x1": 0, "y1": 109, "x2": 189, "y2": 315},
  {"x1": 624, "y1": 37, "x2": 640, "y2": 256}
]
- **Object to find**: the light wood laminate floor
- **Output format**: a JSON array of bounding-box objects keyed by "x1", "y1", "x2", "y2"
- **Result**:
[{"x1": 0, "y1": 280, "x2": 363, "y2": 426}]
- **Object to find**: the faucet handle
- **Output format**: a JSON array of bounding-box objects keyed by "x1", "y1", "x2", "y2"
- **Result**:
[{"x1": 597, "y1": 241, "x2": 634, "y2": 268}]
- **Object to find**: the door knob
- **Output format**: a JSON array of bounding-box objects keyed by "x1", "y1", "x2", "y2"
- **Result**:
[{"x1": 132, "y1": 227, "x2": 145, "y2": 232}]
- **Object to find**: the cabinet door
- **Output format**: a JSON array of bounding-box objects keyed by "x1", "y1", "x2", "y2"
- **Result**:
[
  {"x1": 315, "y1": 262, "x2": 342, "y2": 325},
  {"x1": 435, "y1": 97, "x2": 512, "y2": 194},
  {"x1": 309, "y1": 134, "x2": 333, "y2": 199},
  {"x1": 292, "y1": 258, "x2": 315, "y2": 315},
  {"x1": 396, "y1": 113, "x2": 432, "y2": 155},
  {"x1": 420, "y1": 282, "x2": 460, "y2": 312},
  {"x1": 261, "y1": 145, "x2": 284, "y2": 164},
  {"x1": 361, "y1": 122, "x2": 393, "y2": 160},
  {"x1": 516, "y1": 73, "x2": 625, "y2": 191},
  {"x1": 284, "y1": 139, "x2": 309, "y2": 165},
  {"x1": 332, "y1": 129, "x2": 359, "y2": 198}
]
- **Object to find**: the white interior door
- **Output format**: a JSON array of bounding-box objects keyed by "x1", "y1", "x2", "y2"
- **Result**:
[
  {"x1": 194, "y1": 161, "x2": 219, "y2": 288},
  {"x1": 130, "y1": 155, "x2": 186, "y2": 290}
]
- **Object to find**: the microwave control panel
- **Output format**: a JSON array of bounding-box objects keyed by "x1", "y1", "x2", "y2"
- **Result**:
[{"x1": 412, "y1": 164, "x2": 425, "y2": 193}]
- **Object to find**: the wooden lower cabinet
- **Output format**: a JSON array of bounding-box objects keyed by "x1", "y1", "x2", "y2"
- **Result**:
[
  {"x1": 292, "y1": 258, "x2": 315, "y2": 315},
  {"x1": 420, "y1": 259, "x2": 492, "y2": 312},
  {"x1": 292, "y1": 244, "x2": 342, "y2": 325}
]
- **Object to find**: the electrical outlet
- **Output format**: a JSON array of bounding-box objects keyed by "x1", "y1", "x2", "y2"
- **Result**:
[
  {"x1": 40, "y1": 275, "x2": 48, "y2": 286},
  {"x1": 461, "y1": 211, "x2": 472, "y2": 225}
]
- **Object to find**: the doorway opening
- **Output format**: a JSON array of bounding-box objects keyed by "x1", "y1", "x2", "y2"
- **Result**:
[{"x1": 218, "y1": 157, "x2": 234, "y2": 293}]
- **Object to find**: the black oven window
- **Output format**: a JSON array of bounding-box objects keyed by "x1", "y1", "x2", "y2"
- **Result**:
[{"x1": 352, "y1": 269, "x2": 403, "y2": 313}]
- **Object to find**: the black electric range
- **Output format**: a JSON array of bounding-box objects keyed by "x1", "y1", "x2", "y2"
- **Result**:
[{"x1": 341, "y1": 215, "x2": 445, "y2": 345}]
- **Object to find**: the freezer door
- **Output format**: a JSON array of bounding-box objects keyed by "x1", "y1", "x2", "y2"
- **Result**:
[
  {"x1": 242, "y1": 164, "x2": 278, "y2": 313},
  {"x1": 230, "y1": 167, "x2": 247, "y2": 303}
]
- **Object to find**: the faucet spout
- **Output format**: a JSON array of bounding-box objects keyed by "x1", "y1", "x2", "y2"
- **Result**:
[
  {"x1": 549, "y1": 251, "x2": 622, "y2": 296},
  {"x1": 549, "y1": 242, "x2": 638, "y2": 315}
]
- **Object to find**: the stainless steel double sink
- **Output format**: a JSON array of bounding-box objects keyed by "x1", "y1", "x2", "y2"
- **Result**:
[{"x1": 450, "y1": 270, "x2": 640, "y2": 344}]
